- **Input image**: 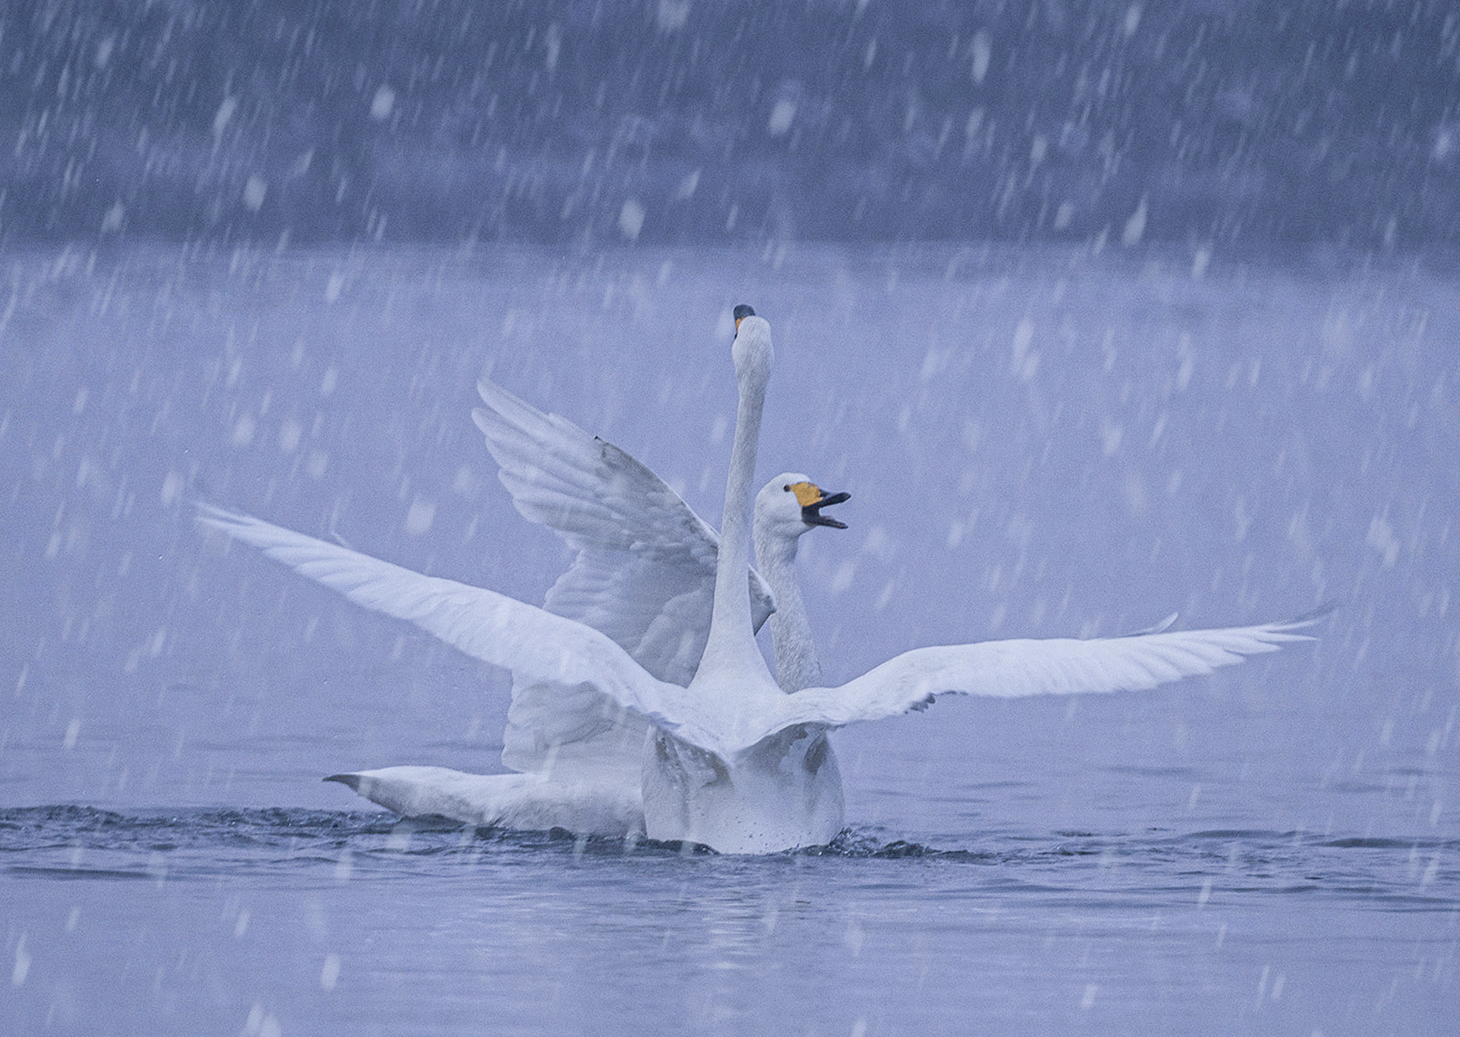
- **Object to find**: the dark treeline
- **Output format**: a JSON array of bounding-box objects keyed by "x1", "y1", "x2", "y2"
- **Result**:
[{"x1": 3, "y1": 0, "x2": 1457, "y2": 249}]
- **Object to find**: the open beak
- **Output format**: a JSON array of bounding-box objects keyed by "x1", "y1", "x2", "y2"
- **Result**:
[{"x1": 802, "y1": 489, "x2": 850, "y2": 529}]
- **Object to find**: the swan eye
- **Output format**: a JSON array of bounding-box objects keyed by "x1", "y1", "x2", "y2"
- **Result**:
[{"x1": 783, "y1": 484, "x2": 791, "y2": 492}]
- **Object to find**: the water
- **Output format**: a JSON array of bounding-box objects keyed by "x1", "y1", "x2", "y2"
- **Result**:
[
  {"x1": 2, "y1": 804, "x2": 1453, "y2": 1035},
  {"x1": 3, "y1": 244, "x2": 1457, "y2": 1033}
]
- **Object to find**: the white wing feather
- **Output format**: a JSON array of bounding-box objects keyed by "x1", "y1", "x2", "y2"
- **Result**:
[
  {"x1": 473, "y1": 379, "x2": 776, "y2": 775},
  {"x1": 197, "y1": 505, "x2": 1320, "y2": 768},
  {"x1": 195, "y1": 505, "x2": 716, "y2": 751},
  {"x1": 739, "y1": 620, "x2": 1318, "y2": 751},
  {"x1": 473, "y1": 378, "x2": 775, "y2": 684}
]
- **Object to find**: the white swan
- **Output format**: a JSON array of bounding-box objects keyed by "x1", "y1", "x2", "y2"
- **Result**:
[
  {"x1": 196, "y1": 466, "x2": 846, "y2": 837},
  {"x1": 467, "y1": 374, "x2": 848, "y2": 787},
  {"x1": 201, "y1": 309, "x2": 1321, "y2": 853},
  {"x1": 197, "y1": 352, "x2": 848, "y2": 836}
]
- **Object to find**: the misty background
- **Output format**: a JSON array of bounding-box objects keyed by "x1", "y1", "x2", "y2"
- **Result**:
[
  {"x1": 4, "y1": 0, "x2": 1459, "y2": 250},
  {"x1": 3, "y1": 2, "x2": 1457, "y2": 1034}
]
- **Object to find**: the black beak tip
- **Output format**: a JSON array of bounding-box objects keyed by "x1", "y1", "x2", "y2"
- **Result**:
[{"x1": 802, "y1": 490, "x2": 849, "y2": 529}]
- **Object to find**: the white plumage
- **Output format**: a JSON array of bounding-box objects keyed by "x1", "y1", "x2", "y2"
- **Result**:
[
  {"x1": 199, "y1": 363, "x2": 850, "y2": 839},
  {"x1": 200, "y1": 310, "x2": 1320, "y2": 853}
]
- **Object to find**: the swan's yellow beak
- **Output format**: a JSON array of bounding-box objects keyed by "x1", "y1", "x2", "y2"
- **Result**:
[
  {"x1": 791, "y1": 481, "x2": 849, "y2": 528},
  {"x1": 733, "y1": 303, "x2": 756, "y2": 331}
]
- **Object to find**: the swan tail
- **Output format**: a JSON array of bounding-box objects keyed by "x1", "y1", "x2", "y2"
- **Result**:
[
  {"x1": 326, "y1": 765, "x2": 645, "y2": 836},
  {"x1": 324, "y1": 766, "x2": 506, "y2": 824}
]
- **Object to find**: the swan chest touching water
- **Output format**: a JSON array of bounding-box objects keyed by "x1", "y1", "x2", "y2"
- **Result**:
[
  {"x1": 633, "y1": 311, "x2": 846, "y2": 852},
  {"x1": 644, "y1": 723, "x2": 844, "y2": 855}
]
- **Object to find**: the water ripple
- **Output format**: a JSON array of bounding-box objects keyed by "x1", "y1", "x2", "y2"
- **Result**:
[{"x1": 1, "y1": 806, "x2": 1454, "y2": 912}]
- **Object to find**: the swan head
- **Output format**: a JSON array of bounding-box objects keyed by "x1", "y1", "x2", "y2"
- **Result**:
[
  {"x1": 755, "y1": 473, "x2": 849, "y2": 542},
  {"x1": 731, "y1": 305, "x2": 773, "y2": 385}
]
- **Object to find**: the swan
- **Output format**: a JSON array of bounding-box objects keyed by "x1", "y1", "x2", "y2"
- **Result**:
[
  {"x1": 197, "y1": 332, "x2": 849, "y2": 835},
  {"x1": 196, "y1": 466, "x2": 847, "y2": 837},
  {"x1": 201, "y1": 308, "x2": 1321, "y2": 853},
  {"x1": 466, "y1": 373, "x2": 849, "y2": 789}
]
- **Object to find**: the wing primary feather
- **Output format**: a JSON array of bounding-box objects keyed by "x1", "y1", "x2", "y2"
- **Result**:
[
  {"x1": 731, "y1": 613, "x2": 1324, "y2": 754},
  {"x1": 195, "y1": 502, "x2": 735, "y2": 760}
]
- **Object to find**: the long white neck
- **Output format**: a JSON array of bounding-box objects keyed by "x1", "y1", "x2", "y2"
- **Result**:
[
  {"x1": 695, "y1": 334, "x2": 775, "y2": 686},
  {"x1": 753, "y1": 527, "x2": 822, "y2": 693}
]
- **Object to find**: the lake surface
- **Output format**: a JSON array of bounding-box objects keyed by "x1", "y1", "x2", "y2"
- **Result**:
[
  {"x1": 3, "y1": 244, "x2": 1457, "y2": 1034},
  {"x1": 3, "y1": 798, "x2": 1453, "y2": 1036}
]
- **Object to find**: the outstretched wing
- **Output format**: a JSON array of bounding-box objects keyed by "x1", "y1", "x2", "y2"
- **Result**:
[
  {"x1": 474, "y1": 378, "x2": 775, "y2": 686},
  {"x1": 731, "y1": 618, "x2": 1321, "y2": 753},
  {"x1": 196, "y1": 505, "x2": 703, "y2": 752}
]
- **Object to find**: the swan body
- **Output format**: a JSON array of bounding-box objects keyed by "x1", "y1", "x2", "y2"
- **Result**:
[
  {"x1": 639, "y1": 313, "x2": 844, "y2": 851},
  {"x1": 198, "y1": 359, "x2": 847, "y2": 839},
  {"x1": 197, "y1": 470, "x2": 845, "y2": 841},
  {"x1": 466, "y1": 377, "x2": 845, "y2": 784},
  {"x1": 201, "y1": 309, "x2": 1322, "y2": 853}
]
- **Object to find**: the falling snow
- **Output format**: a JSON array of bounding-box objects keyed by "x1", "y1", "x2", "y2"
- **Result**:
[{"x1": 1, "y1": 1, "x2": 1456, "y2": 1035}]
